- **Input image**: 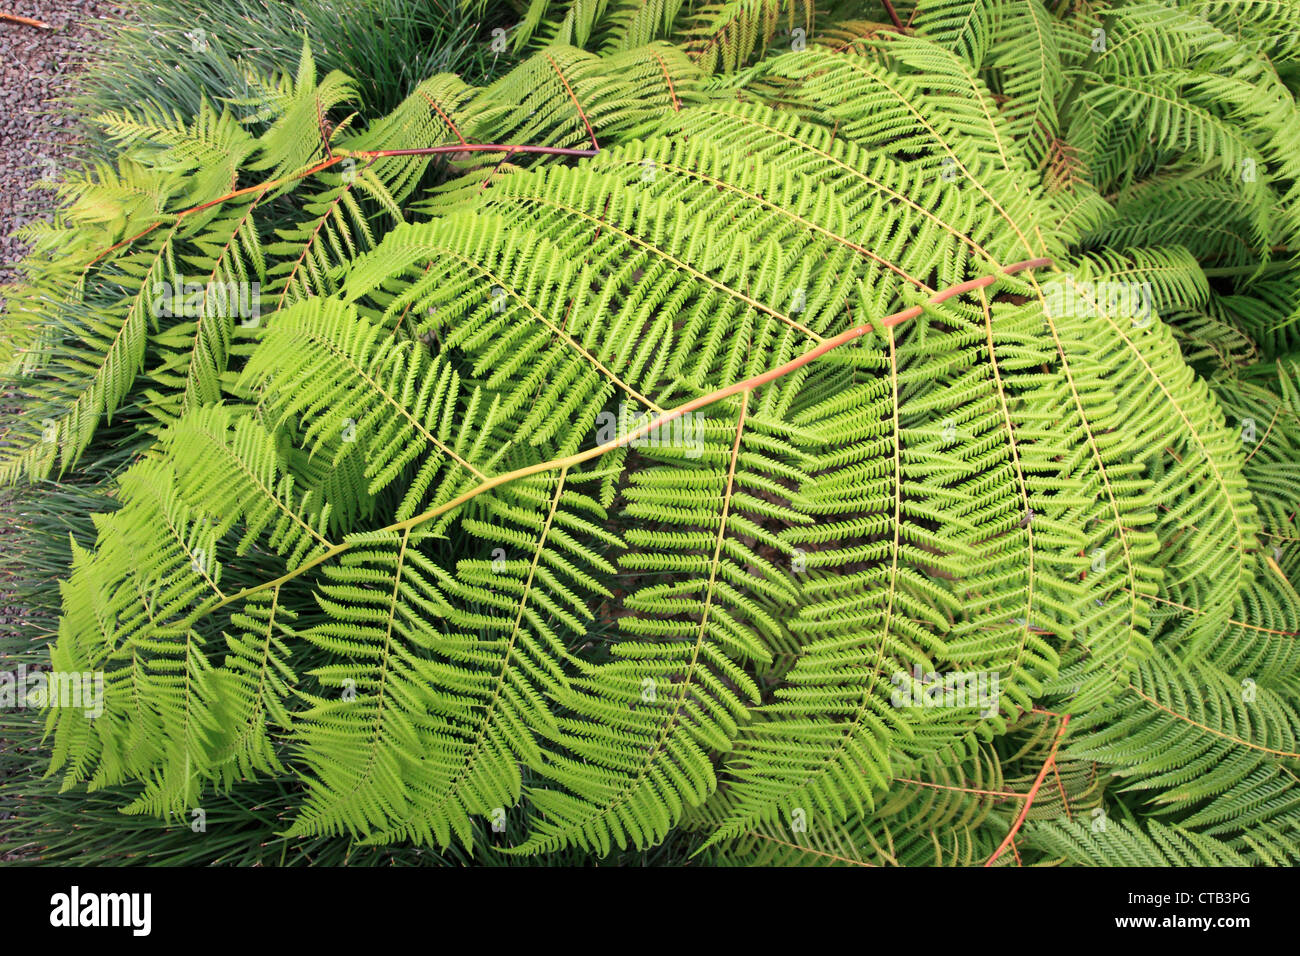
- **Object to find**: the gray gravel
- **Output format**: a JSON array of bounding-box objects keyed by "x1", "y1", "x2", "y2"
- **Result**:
[
  {"x1": 2, "y1": 2, "x2": 117, "y2": 659},
  {"x1": 0, "y1": 1, "x2": 117, "y2": 288},
  {"x1": 2, "y1": 3, "x2": 119, "y2": 863}
]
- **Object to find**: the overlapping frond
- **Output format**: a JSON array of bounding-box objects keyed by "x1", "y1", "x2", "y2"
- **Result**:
[{"x1": 12, "y1": 2, "x2": 1300, "y2": 867}]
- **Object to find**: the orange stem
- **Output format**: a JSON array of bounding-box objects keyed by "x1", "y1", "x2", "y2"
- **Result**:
[
  {"x1": 985, "y1": 713, "x2": 1071, "y2": 866},
  {"x1": 85, "y1": 143, "x2": 598, "y2": 267},
  {"x1": 0, "y1": 11, "x2": 52, "y2": 28},
  {"x1": 195, "y1": 257, "x2": 1054, "y2": 618},
  {"x1": 881, "y1": 0, "x2": 904, "y2": 30}
]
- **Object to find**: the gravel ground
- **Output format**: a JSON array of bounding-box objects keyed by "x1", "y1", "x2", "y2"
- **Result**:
[
  {"x1": 0, "y1": 1, "x2": 118, "y2": 288},
  {"x1": 1, "y1": 5, "x2": 120, "y2": 848},
  {"x1": 2, "y1": 2, "x2": 118, "y2": 660}
]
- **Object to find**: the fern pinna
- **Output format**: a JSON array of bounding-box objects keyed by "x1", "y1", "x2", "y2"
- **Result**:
[{"x1": 5, "y1": 0, "x2": 1300, "y2": 865}]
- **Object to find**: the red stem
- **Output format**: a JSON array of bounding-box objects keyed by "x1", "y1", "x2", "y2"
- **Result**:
[
  {"x1": 546, "y1": 54, "x2": 599, "y2": 150},
  {"x1": 84, "y1": 143, "x2": 598, "y2": 267},
  {"x1": 881, "y1": 0, "x2": 905, "y2": 30},
  {"x1": 606, "y1": 258, "x2": 1053, "y2": 445},
  {"x1": 0, "y1": 12, "x2": 52, "y2": 28},
  {"x1": 358, "y1": 145, "x2": 598, "y2": 159},
  {"x1": 985, "y1": 713, "x2": 1071, "y2": 867}
]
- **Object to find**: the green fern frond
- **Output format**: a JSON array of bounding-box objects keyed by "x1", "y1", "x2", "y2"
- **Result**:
[{"x1": 12, "y1": 3, "x2": 1300, "y2": 867}]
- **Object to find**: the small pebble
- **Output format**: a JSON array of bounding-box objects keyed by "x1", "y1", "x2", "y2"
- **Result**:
[{"x1": 0, "y1": 1, "x2": 121, "y2": 293}]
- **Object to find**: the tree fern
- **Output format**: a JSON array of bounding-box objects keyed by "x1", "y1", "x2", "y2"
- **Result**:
[{"x1": 5, "y1": 0, "x2": 1300, "y2": 866}]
